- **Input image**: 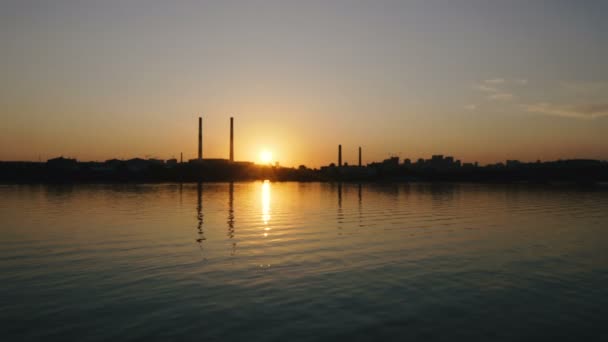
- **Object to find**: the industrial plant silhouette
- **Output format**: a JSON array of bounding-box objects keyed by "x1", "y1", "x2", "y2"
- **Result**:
[{"x1": 0, "y1": 116, "x2": 607, "y2": 183}]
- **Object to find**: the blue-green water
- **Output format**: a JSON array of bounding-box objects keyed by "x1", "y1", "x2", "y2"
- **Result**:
[{"x1": 1, "y1": 182, "x2": 608, "y2": 341}]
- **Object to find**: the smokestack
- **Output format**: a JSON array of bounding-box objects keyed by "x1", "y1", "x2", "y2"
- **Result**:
[
  {"x1": 358, "y1": 146, "x2": 362, "y2": 167},
  {"x1": 338, "y1": 144, "x2": 342, "y2": 167},
  {"x1": 230, "y1": 117, "x2": 234, "y2": 162},
  {"x1": 198, "y1": 117, "x2": 202, "y2": 160}
]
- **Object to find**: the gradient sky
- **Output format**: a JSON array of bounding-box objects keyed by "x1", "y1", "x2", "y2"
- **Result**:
[{"x1": 1, "y1": 0, "x2": 607, "y2": 167}]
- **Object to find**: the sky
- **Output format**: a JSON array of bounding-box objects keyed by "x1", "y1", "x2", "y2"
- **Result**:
[{"x1": 1, "y1": 0, "x2": 607, "y2": 167}]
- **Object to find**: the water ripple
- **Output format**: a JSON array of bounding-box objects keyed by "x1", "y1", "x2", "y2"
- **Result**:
[{"x1": 1, "y1": 182, "x2": 608, "y2": 341}]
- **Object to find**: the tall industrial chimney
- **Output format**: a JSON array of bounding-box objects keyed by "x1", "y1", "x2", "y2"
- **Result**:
[
  {"x1": 338, "y1": 144, "x2": 342, "y2": 167},
  {"x1": 198, "y1": 117, "x2": 202, "y2": 160},
  {"x1": 358, "y1": 146, "x2": 362, "y2": 167},
  {"x1": 230, "y1": 117, "x2": 234, "y2": 162}
]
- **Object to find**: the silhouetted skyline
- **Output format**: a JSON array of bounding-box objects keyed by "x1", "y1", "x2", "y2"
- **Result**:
[
  {"x1": 1, "y1": 115, "x2": 606, "y2": 170},
  {"x1": 1, "y1": 113, "x2": 607, "y2": 185}
]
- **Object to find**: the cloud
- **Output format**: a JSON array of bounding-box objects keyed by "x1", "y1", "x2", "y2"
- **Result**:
[
  {"x1": 524, "y1": 102, "x2": 608, "y2": 119},
  {"x1": 489, "y1": 93, "x2": 514, "y2": 101},
  {"x1": 474, "y1": 84, "x2": 498, "y2": 93},
  {"x1": 474, "y1": 78, "x2": 522, "y2": 101},
  {"x1": 485, "y1": 78, "x2": 505, "y2": 84},
  {"x1": 464, "y1": 104, "x2": 477, "y2": 110},
  {"x1": 559, "y1": 81, "x2": 608, "y2": 95}
]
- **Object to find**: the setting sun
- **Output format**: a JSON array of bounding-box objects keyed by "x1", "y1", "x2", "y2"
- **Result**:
[{"x1": 259, "y1": 150, "x2": 273, "y2": 164}]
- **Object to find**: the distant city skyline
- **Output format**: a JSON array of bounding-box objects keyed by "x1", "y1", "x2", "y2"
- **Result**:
[{"x1": 1, "y1": 0, "x2": 607, "y2": 167}]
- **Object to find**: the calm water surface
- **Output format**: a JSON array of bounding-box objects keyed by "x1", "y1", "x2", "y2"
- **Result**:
[{"x1": 1, "y1": 182, "x2": 608, "y2": 341}]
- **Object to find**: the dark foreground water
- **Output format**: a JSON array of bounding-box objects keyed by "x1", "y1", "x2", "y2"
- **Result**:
[{"x1": 1, "y1": 182, "x2": 608, "y2": 341}]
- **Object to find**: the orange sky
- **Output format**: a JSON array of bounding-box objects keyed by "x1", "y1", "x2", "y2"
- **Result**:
[{"x1": 1, "y1": 1, "x2": 607, "y2": 166}]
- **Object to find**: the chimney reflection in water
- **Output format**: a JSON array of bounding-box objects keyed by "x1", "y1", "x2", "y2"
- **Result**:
[
  {"x1": 228, "y1": 182, "x2": 235, "y2": 238},
  {"x1": 196, "y1": 182, "x2": 206, "y2": 252},
  {"x1": 228, "y1": 182, "x2": 236, "y2": 256}
]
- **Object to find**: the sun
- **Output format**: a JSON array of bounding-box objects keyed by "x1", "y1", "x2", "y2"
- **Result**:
[{"x1": 259, "y1": 150, "x2": 273, "y2": 164}]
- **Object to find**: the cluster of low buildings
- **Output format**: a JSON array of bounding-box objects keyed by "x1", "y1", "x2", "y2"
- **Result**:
[
  {"x1": 321, "y1": 149, "x2": 478, "y2": 174},
  {"x1": 47, "y1": 156, "x2": 175, "y2": 172}
]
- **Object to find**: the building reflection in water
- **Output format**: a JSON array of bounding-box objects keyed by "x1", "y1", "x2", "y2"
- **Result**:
[
  {"x1": 196, "y1": 182, "x2": 206, "y2": 250},
  {"x1": 227, "y1": 182, "x2": 236, "y2": 255},
  {"x1": 262, "y1": 180, "x2": 271, "y2": 237},
  {"x1": 179, "y1": 182, "x2": 183, "y2": 206}
]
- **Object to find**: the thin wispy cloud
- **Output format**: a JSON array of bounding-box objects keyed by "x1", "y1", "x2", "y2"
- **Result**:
[
  {"x1": 484, "y1": 78, "x2": 505, "y2": 85},
  {"x1": 519, "y1": 80, "x2": 608, "y2": 119},
  {"x1": 524, "y1": 103, "x2": 608, "y2": 120},
  {"x1": 474, "y1": 84, "x2": 499, "y2": 93},
  {"x1": 559, "y1": 81, "x2": 608, "y2": 95},
  {"x1": 473, "y1": 78, "x2": 520, "y2": 101},
  {"x1": 464, "y1": 104, "x2": 477, "y2": 110},
  {"x1": 489, "y1": 93, "x2": 515, "y2": 101}
]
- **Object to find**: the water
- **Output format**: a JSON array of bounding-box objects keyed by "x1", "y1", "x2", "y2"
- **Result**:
[{"x1": 1, "y1": 182, "x2": 608, "y2": 341}]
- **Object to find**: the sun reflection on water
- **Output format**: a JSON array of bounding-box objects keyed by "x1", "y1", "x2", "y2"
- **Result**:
[{"x1": 262, "y1": 180, "x2": 271, "y2": 236}]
